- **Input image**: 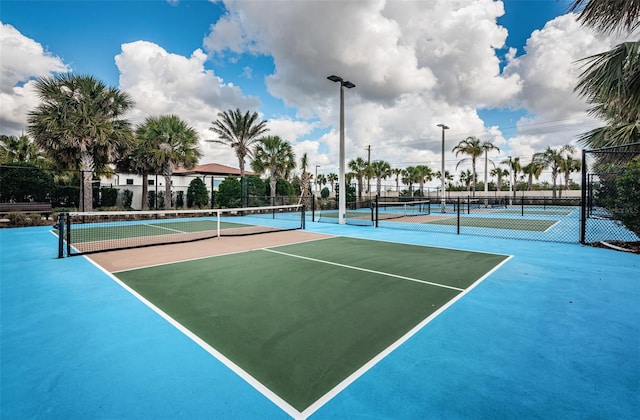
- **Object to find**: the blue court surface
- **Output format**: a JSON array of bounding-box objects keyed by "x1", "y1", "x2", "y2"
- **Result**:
[{"x1": 1, "y1": 222, "x2": 639, "y2": 419}]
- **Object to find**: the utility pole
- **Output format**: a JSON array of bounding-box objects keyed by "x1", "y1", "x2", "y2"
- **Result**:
[{"x1": 366, "y1": 145, "x2": 371, "y2": 198}]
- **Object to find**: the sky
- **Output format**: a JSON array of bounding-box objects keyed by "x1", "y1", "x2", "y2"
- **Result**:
[{"x1": 0, "y1": 0, "x2": 636, "y2": 188}]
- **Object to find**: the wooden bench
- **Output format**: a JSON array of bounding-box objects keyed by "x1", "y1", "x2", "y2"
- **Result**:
[{"x1": 0, "y1": 202, "x2": 53, "y2": 216}]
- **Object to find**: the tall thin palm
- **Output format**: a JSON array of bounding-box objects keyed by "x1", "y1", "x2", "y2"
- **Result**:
[
  {"x1": 402, "y1": 166, "x2": 421, "y2": 196},
  {"x1": 453, "y1": 136, "x2": 484, "y2": 196},
  {"x1": 490, "y1": 167, "x2": 509, "y2": 192},
  {"x1": 209, "y1": 108, "x2": 269, "y2": 204},
  {"x1": 138, "y1": 115, "x2": 201, "y2": 209},
  {"x1": 481, "y1": 141, "x2": 499, "y2": 200},
  {"x1": 115, "y1": 133, "x2": 157, "y2": 210},
  {"x1": 392, "y1": 168, "x2": 403, "y2": 193},
  {"x1": 370, "y1": 160, "x2": 392, "y2": 196},
  {"x1": 27, "y1": 73, "x2": 133, "y2": 211},
  {"x1": 560, "y1": 155, "x2": 582, "y2": 196},
  {"x1": 348, "y1": 157, "x2": 368, "y2": 201},
  {"x1": 521, "y1": 160, "x2": 544, "y2": 191},
  {"x1": 251, "y1": 135, "x2": 296, "y2": 203},
  {"x1": 533, "y1": 145, "x2": 575, "y2": 198},
  {"x1": 415, "y1": 165, "x2": 434, "y2": 196},
  {"x1": 327, "y1": 173, "x2": 338, "y2": 192},
  {"x1": 501, "y1": 157, "x2": 522, "y2": 199}
]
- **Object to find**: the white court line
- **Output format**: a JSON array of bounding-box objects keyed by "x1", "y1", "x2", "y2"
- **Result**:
[
  {"x1": 299, "y1": 254, "x2": 513, "y2": 419},
  {"x1": 262, "y1": 248, "x2": 465, "y2": 292},
  {"x1": 147, "y1": 223, "x2": 188, "y2": 234},
  {"x1": 84, "y1": 256, "x2": 304, "y2": 419}
]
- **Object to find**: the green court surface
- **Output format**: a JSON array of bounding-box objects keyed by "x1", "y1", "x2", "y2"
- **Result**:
[
  {"x1": 70, "y1": 220, "x2": 249, "y2": 241},
  {"x1": 491, "y1": 209, "x2": 571, "y2": 216},
  {"x1": 425, "y1": 216, "x2": 558, "y2": 231},
  {"x1": 115, "y1": 237, "x2": 507, "y2": 411}
]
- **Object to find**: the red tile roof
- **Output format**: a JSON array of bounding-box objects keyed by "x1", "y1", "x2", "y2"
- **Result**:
[{"x1": 174, "y1": 163, "x2": 255, "y2": 176}]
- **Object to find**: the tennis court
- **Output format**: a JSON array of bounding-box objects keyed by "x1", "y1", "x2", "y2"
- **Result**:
[
  {"x1": 110, "y1": 236, "x2": 507, "y2": 414},
  {"x1": 1, "y1": 218, "x2": 639, "y2": 419}
]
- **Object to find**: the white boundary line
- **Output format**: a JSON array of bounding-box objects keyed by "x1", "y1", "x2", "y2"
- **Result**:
[
  {"x1": 85, "y1": 236, "x2": 511, "y2": 420},
  {"x1": 300, "y1": 254, "x2": 513, "y2": 419},
  {"x1": 111, "y1": 235, "x2": 334, "y2": 274},
  {"x1": 263, "y1": 248, "x2": 465, "y2": 292},
  {"x1": 84, "y1": 256, "x2": 304, "y2": 419}
]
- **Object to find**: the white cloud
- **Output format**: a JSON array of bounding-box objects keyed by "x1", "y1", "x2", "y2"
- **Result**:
[
  {"x1": 0, "y1": 22, "x2": 69, "y2": 134},
  {"x1": 115, "y1": 40, "x2": 262, "y2": 166}
]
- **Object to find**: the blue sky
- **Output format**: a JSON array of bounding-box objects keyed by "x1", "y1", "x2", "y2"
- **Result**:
[{"x1": 0, "y1": 0, "x2": 630, "y2": 186}]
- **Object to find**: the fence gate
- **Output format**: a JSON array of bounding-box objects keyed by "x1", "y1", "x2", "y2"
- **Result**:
[{"x1": 581, "y1": 143, "x2": 640, "y2": 250}]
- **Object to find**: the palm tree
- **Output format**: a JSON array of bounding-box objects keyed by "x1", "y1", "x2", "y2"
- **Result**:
[
  {"x1": 0, "y1": 134, "x2": 44, "y2": 164},
  {"x1": 501, "y1": 157, "x2": 522, "y2": 200},
  {"x1": 481, "y1": 141, "x2": 500, "y2": 201},
  {"x1": 348, "y1": 157, "x2": 368, "y2": 201},
  {"x1": 251, "y1": 135, "x2": 296, "y2": 203},
  {"x1": 369, "y1": 160, "x2": 392, "y2": 196},
  {"x1": 402, "y1": 166, "x2": 421, "y2": 196},
  {"x1": 533, "y1": 145, "x2": 575, "y2": 198},
  {"x1": 560, "y1": 155, "x2": 582, "y2": 196},
  {"x1": 27, "y1": 74, "x2": 133, "y2": 211},
  {"x1": 137, "y1": 115, "x2": 201, "y2": 209},
  {"x1": 459, "y1": 169, "x2": 473, "y2": 191},
  {"x1": 435, "y1": 170, "x2": 454, "y2": 189},
  {"x1": 415, "y1": 165, "x2": 434, "y2": 196},
  {"x1": 453, "y1": 136, "x2": 484, "y2": 196},
  {"x1": 316, "y1": 174, "x2": 327, "y2": 192},
  {"x1": 521, "y1": 160, "x2": 544, "y2": 191},
  {"x1": 298, "y1": 153, "x2": 312, "y2": 206},
  {"x1": 490, "y1": 167, "x2": 509, "y2": 192},
  {"x1": 571, "y1": 1, "x2": 640, "y2": 149},
  {"x1": 392, "y1": 168, "x2": 403, "y2": 193},
  {"x1": 115, "y1": 132, "x2": 157, "y2": 210},
  {"x1": 209, "y1": 108, "x2": 269, "y2": 205},
  {"x1": 569, "y1": 0, "x2": 640, "y2": 34},
  {"x1": 327, "y1": 172, "x2": 338, "y2": 192}
]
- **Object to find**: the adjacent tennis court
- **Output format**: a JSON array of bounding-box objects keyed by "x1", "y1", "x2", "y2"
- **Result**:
[
  {"x1": 423, "y1": 216, "x2": 558, "y2": 231},
  {"x1": 112, "y1": 236, "x2": 508, "y2": 414}
]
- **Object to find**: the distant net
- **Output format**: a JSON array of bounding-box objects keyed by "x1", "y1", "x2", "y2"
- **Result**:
[
  {"x1": 375, "y1": 199, "x2": 431, "y2": 221},
  {"x1": 61, "y1": 204, "x2": 305, "y2": 256}
]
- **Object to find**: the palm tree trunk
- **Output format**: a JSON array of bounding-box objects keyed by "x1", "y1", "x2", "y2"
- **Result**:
[
  {"x1": 270, "y1": 175, "x2": 277, "y2": 205},
  {"x1": 164, "y1": 175, "x2": 172, "y2": 209},
  {"x1": 80, "y1": 150, "x2": 94, "y2": 212},
  {"x1": 141, "y1": 173, "x2": 149, "y2": 210}
]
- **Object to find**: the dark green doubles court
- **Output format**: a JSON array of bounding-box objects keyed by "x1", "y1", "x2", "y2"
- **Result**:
[{"x1": 115, "y1": 237, "x2": 508, "y2": 412}]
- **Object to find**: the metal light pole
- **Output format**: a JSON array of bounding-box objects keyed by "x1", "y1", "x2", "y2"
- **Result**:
[
  {"x1": 315, "y1": 165, "x2": 320, "y2": 194},
  {"x1": 437, "y1": 123, "x2": 449, "y2": 213},
  {"x1": 328, "y1": 75, "x2": 355, "y2": 224},
  {"x1": 508, "y1": 156, "x2": 513, "y2": 206}
]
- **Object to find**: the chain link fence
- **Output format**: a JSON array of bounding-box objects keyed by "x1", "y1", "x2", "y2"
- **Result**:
[{"x1": 581, "y1": 143, "x2": 640, "y2": 251}]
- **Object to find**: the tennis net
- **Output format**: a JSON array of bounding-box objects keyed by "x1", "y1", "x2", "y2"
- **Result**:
[
  {"x1": 59, "y1": 204, "x2": 305, "y2": 257},
  {"x1": 375, "y1": 199, "x2": 431, "y2": 222}
]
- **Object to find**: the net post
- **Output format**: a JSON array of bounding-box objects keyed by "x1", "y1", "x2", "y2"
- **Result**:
[
  {"x1": 457, "y1": 196, "x2": 461, "y2": 234},
  {"x1": 375, "y1": 194, "x2": 379, "y2": 227},
  {"x1": 216, "y1": 210, "x2": 221, "y2": 238},
  {"x1": 301, "y1": 204, "x2": 306, "y2": 229},
  {"x1": 57, "y1": 213, "x2": 65, "y2": 258},
  {"x1": 66, "y1": 212, "x2": 71, "y2": 256}
]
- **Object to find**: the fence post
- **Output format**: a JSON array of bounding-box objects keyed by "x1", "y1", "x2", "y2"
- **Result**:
[
  {"x1": 457, "y1": 196, "x2": 461, "y2": 235},
  {"x1": 521, "y1": 196, "x2": 524, "y2": 216},
  {"x1": 580, "y1": 148, "x2": 587, "y2": 244}
]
